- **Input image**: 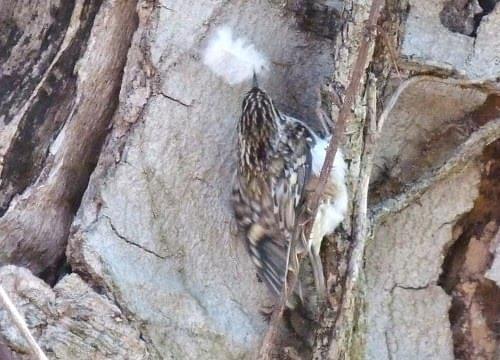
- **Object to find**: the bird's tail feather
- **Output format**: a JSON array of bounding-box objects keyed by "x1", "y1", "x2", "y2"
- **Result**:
[{"x1": 203, "y1": 27, "x2": 268, "y2": 86}]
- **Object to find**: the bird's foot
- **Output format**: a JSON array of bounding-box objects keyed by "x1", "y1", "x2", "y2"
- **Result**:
[{"x1": 259, "y1": 303, "x2": 277, "y2": 322}]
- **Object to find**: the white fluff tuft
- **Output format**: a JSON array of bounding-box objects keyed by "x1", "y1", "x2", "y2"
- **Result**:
[{"x1": 203, "y1": 27, "x2": 268, "y2": 85}]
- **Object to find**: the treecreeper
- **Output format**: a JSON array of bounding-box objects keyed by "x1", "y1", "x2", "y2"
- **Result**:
[{"x1": 203, "y1": 26, "x2": 348, "y2": 342}]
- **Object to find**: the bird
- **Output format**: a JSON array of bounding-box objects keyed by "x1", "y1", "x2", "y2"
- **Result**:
[{"x1": 203, "y1": 27, "x2": 348, "y2": 305}]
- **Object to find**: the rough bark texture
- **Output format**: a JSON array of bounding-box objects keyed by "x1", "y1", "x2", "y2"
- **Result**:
[
  {"x1": 0, "y1": 266, "x2": 149, "y2": 359},
  {"x1": 0, "y1": 0, "x2": 138, "y2": 279},
  {"x1": 1, "y1": 0, "x2": 500, "y2": 359}
]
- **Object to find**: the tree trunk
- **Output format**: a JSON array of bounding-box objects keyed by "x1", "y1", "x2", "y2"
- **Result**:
[{"x1": 0, "y1": 0, "x2": 499, "y2": 359}]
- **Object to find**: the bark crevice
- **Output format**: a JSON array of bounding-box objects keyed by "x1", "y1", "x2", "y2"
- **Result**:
[
  {"x1": 439, "y1": 139, "x2": 500, "y2": 359},
  {"x1": 0, "y1": 0, "x2": 140, "y2": 279},
  {"x1": 0, "y1": 0, "x2": 102, "y2": 215}
]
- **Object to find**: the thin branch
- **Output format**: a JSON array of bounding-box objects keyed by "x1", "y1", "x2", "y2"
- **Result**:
[
  {"x1": 257, "y1": 279, "x2": 297, "y2": 359},
  {"x1": 257, "y1": 1, "x2": 386, "y2": 358},
  {"x1": 0, "y1": 284, "x2": 48, "y2": 360},
  {"x1": 325, "y1": 72, "x2": 380, "y2": 358},
  {"x1": 308, "y1": 1, "x2": 385, "y2": 215},
  {"x1": 371, "y1": 117, "x2": 500, "y2": 223}
]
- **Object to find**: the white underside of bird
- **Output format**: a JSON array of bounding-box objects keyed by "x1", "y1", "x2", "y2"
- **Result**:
[
  {"x1": 284, "y1": 115, "x2": 348, "y2": 297},
  {"x1": 310, "y1": 136, "x2": 348, "y2": 240},
  {"x1": 309, "y1": 135, "x2": 348, "y2": 296}
]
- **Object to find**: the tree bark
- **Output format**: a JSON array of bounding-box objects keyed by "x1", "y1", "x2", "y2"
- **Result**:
[{"x1": 1, "y1": 0, "x2": 499, "y2": 359}]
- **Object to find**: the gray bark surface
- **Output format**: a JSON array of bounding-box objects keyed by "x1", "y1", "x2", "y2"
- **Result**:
[{"x1": 1, "y1": 0, "x2": 499, "y2": 359}]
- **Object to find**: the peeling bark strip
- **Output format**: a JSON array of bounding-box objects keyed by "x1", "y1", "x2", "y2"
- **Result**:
[
  {"x1": 0, "y1": 0, "x2": 102, "y2": 215},
  {"x1": 0, "y1": 0, "x2": 139, "y2": 277}
]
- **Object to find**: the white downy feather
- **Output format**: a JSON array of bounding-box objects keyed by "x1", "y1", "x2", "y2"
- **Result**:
[{"x1": 203, "y1": 27, "x2": 268, "y2": 85}]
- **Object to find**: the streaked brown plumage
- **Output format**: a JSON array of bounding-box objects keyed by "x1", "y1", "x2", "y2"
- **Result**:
[
  {"x1": 232, "y1": 83, "x2": 348, "y2": 307},
  {"x1": 232, "y1": 86, "x2": 312, "y2": 296},
  {"x1": 202, "y1": 25, "x2": 348, "y2": 323}
]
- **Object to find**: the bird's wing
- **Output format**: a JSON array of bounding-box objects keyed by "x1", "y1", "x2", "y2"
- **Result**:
[
  {"x1": 232, "y1": 176, "x2": 288, "y2": 296},
  {"x1": 231, "y1": 124, "x2": 312, "y2": 297},
  {"x1": 268, "y1": 121, "x2": 313, "y2": 291}
]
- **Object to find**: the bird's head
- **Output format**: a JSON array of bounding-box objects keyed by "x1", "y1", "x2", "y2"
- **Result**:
[{"x1": 238, "y1": 86, "x2": 281, "y2": 173}]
